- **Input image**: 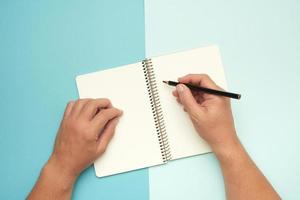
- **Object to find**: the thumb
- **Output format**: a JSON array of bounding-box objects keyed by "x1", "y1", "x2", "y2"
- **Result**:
[
  {"x1": 96, "y1": 117, "x2": 120, "y2": 156},
  {"x1": 176, "y1": 84, "x2": 200, "y2": 114}
]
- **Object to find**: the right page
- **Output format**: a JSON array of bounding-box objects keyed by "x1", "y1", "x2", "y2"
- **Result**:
[{"x1": 152, "y1": 45, "x2": 228, "y2": 160}]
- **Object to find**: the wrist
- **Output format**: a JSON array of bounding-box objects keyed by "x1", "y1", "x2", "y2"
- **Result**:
[
  {"x1": 43, "y1": 155, "x2": 78, "y2": 186},
  {"x1": 211, "y1": 134, "x2": 243, "y2": 161}
]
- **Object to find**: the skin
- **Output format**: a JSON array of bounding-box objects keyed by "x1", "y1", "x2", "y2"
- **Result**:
[
  {"x1": 27, "y1": 98, "x2": 123, "y2": 200},
  {"x1": 173, "y1": 74, "x2": 280, "y2": 200},
  {"x1": 27, "y1": 74, "x2": 280, "y2": 200}
]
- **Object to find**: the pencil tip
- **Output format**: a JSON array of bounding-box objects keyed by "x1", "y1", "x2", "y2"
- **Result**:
[{"x1": 162, "y1": 80, "x2": 168, "y2": 84}]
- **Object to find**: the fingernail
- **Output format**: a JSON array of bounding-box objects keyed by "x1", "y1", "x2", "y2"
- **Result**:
[
  {"x1": 177, "y1": 84, "x2": 184, "y2": 93},
  {"x1": 112, "y1": 118, "x2": 120, "y2": 126}
]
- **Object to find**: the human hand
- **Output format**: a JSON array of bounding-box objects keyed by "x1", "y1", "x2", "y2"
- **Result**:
[
  {"x1": 46, "y1": 98, "x2": 123, "y2": 179},
  {"x1": 172, "y1": 74, "x2": 238, "y2": 153}
]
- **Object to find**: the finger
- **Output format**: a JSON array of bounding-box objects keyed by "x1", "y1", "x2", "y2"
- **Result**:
[
  {"x1": 80, "y1": 98, "x2": 111, "y2": 120},
  {"x1": 92, "y1": 107, "x2": 123, "y2": 133},
  {"x1": 195, "y1": 95, "x2": 205, "y2": 104},
  {"x1": 96, "y1": 117, "x2": 120, "y2": 155},
  {"x1": 172, "y1": 90, "x2": 179, "y2": 97},
  {"x1": 178, "y1": 74, "x2": 221, "y2": 90},
  {"x1": 71, "y1": 99, "x2": 92, "y2": 116},
  {"x1": 176, "y1": 84, "x2": 203, "y2": 115},
  {"x1": 63, "y1": 101, "x2": 75, "y2": 119}
]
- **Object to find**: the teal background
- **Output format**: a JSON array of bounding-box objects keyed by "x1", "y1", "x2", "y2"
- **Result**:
[
  {"x1": 146, "y1": 0, "x2": 300, "y2": 199},
  {"x1": 1, "y1": 0, "x2": 299, "y2": 199},
  {"x1": 0, "y1": 0, "x2": 148, "y2": 199}
]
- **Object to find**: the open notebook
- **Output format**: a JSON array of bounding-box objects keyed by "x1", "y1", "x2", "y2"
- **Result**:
[{"x1": 76, "y1": 45, "x2": 228, "y2": 177}]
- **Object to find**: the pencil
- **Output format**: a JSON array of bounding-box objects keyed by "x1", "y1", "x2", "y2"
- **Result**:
[{"x1": 163, "y1": 80, "x2": 241, "y2": 100}]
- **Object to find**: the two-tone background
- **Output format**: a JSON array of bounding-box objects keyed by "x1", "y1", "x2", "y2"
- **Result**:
[{"x1": 1, "y1": 0, "x2": 299, "y2": 199}]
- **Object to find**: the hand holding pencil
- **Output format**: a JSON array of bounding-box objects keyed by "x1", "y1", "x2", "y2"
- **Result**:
[
  {"x1": 168, "y1": 74, "x2": 280, "y2": 199},
  {"x1": 169, "y1": 74, "x2": 238, "y2": 152}
]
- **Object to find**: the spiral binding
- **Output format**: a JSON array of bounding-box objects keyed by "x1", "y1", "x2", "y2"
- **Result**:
[{"x1": 142, "y1": 58, "x2": 172, "y2": 163}]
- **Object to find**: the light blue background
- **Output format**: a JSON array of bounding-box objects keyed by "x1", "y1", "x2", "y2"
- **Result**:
[
  {"x1": 0, "y1": 0, "x2": 148, "y2": 199},
  {"x1": 146, "y1": 0, "x2": 300, "y2": 199},
  {"x1": 1, "y1": 0, "x2": 299, "y2": 199}
]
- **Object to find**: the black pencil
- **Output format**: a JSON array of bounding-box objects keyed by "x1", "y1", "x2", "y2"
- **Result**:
[{"x1": 163, "y1": 80, "x2": 241, "y2": 100}]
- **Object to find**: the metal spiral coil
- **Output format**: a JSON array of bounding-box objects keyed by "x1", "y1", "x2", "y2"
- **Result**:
[{"x1": 142, "y1": 58, "x2": 172, "y2": 162}]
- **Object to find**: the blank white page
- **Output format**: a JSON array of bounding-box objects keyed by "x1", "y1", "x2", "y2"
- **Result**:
[
  {"x1": 76, "y1": 62, "x2": 163, "y2": 177},
  {"x1": 152, "y1": 45, "x2": 228, "y2": 160}
]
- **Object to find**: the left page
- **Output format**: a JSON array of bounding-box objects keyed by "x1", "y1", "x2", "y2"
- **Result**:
[{"x1": 76, "y1": 62, "x2": 164, "y2": 177}]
